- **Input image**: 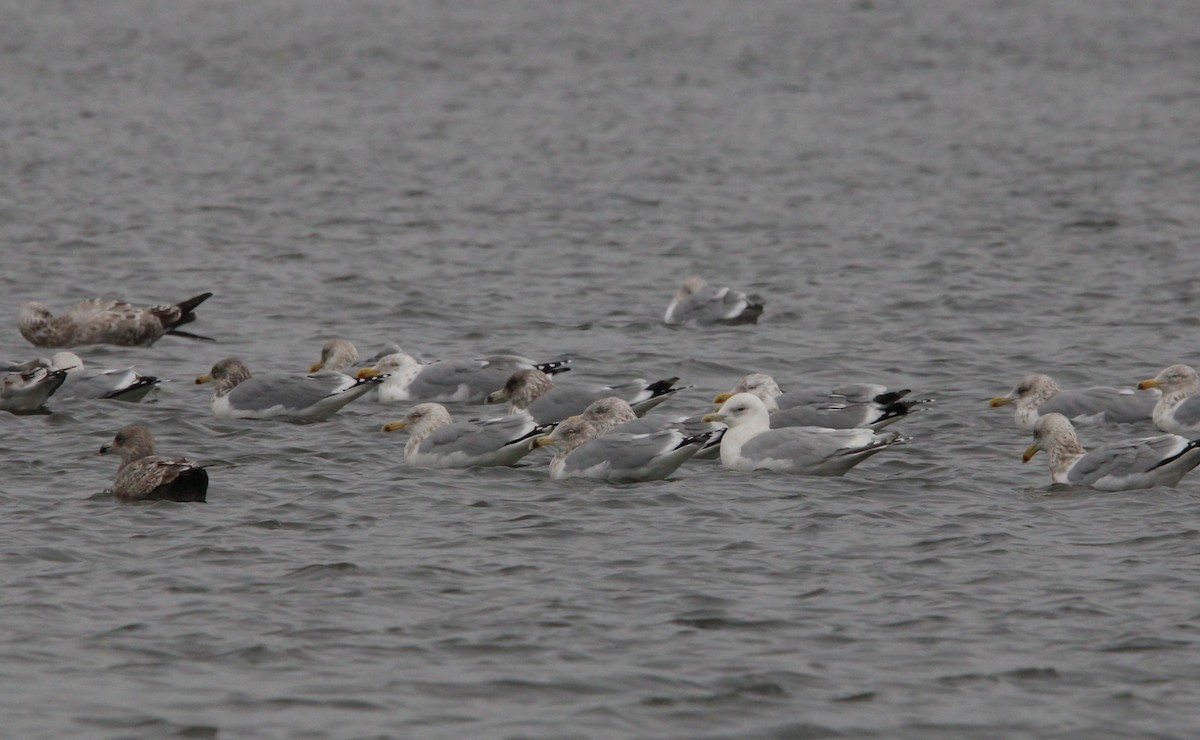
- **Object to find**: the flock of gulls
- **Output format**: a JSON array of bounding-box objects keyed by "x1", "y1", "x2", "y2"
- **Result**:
[{"x1": 7, "y1": 278, "x2": 1200, "y2": 503}]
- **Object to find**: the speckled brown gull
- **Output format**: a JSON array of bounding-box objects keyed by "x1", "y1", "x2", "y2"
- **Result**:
[
  {"x1": 990, "y1": 373, "x2": 1158, "y2": 431},
  {"x1": 99, "y1": 425, "x2": 208, "y2": 502},
  {"x1": 703, "y1": 393, "x2": 908, "y2": 476},
  {"x1": 18, "y1": 292, "x2": 213, "y2": 348},
  {"x1": 1022, "y1": 413, "x2": 1200, "y2": 491},
  {"x1": 380, "y1": 403, "x2": 553, "y2": 468},
  {"x1": 196, "y1": 357, "x2": 382, "y2": 422},
  {"x1": 663, "y1": 276, "x2": 763, "y2": 326}
]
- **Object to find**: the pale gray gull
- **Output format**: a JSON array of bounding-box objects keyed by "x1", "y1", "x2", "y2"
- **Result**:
[
  {"x1": 381, "y1": 403, "x2": 553, "y2": 468},
  {"x1": 530, "y1": 415, "x2": 713, "y2": 482},
  {"x1": 663, "y1": 276, "x2": 763, "y2": 325},
  {"x1": 309, "y1": 337, "x2": 404, "y2": 373},
  {"x1": 1022, "y1": 412, "x2": 1200, "y2": 491},
  {"x1": 99, "y1": 425, "x2": 208, "y2": 502},
  {"x1": 1138, "y1": 364, "x2": 1200, "y2": 434},
  {"x1": 486, "y1": 368, "x2": 684, "y2": 424},
  {"x1": 703, "y1": 392, "x2": 908, "y2": 475},
  {"x1": 19, "y1": 292, "x2": 213, "y2": 347},
  {"x1": 1, "y1": 365, "x2": 68, "y2": 413},
  {"x1": 356, "y1": 351, "x2": 569, "y2": 404},
  {"x1": 714, "y1": 373, "x2": 926, "y2": 430},
  {"x1": 7, "y1": 351, "x2": 161, "y2": 402},
  {"x1": 990, "y1": 373, "x2": 1158, "y2": 431},
  {"x1": 196, "y1": 358, "x2": 382, "y2": 422}
]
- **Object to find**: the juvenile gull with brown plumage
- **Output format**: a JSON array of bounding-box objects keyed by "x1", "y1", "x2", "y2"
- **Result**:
[
  {"x1": 196, "y1": 358, "x2": 382, "y2": 422},
  {"x1": 99, "y1": 425, "x2": 208, "y2": 502},
  {"x1": 18, "y1": 292, "x2": 213, "y2": 347}
]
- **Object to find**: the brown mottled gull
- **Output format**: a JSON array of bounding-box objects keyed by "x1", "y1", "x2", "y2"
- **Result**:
[
  {"x1": 99, "y1": 425, "x2": 208, "y2": 502},
  {"x1": 196, "y1": 357, "x2": 383, "y2": 422},
  {"x1": 18, "y1": 292, "x2": 214, "y2": 347},
  {"x1": 1022, "y1": 413, "x2": 1200, "y2": 491},
  {"x1": 663, "y1": 276, "x2": 763, "y2": 326}
]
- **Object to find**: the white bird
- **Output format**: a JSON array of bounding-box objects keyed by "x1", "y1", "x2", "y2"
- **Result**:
[
  {"x1": 356, "y1": 351, "x2": 569, "y2": 404},
  {"x1": 99, "y1": 425, "x2": 208, "y2": 502},
  {"x1": 1, "y1": 365, "x2": 68, "y2": 413},
  {"x1": 663, "y1": 276, "x2": 763, "y2": 325},
  {"x1": 530, "y1": 415, "x2": 712, "y2": 482},
  {"x1": 11, "y1": 351, "x2": 161, "y2": 402},
  {"x1": 1138, "y1": 364, "x2": 1200, "y2": 434},
  {"x1": 18, "y1": 292, "x2": 213, "y2": 347},
  {"x1": 195, "y1": 358, "x2": 381, "y2": 422},
  {"x1": 1022, "y1": 412, "x2": 1200, "y2": 491},
  {"x1": 713, "y1": 373, "x2": 926, "y2": 430},
  {"x1": 381, "y1": 403, "x2": 552, "y2": 468},
  {"x1": 702, "y1": 392, "x2": 907, "y2": 475},
  {"x1": 486, "y1": 369, "x2": 683, "y2": 424},
  {"x1": 990, "y1": 373, "x2": 1157, "y2": 430}
]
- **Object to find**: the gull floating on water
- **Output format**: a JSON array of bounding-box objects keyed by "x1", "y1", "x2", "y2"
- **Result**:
[
  {"x1": 1022, "y1": 412, "x2": 1200, "y2": 491},
  {"x1": 1, "y1": 365, "x2": 68, "y2": 414},
  {"x1": 18, "y1": 292, "x2": 214, "y2": 347},
  {"x1": 713, "y1": 373, "x2": 926, "y2": 430},
  {"x1": 530, "y1": 414, "x2": 713, "y2": 482},
  {"x1": 3, "y1": 351, "x2": 160, "y2": 402},
  {"x1": 487, "y1": 368, "x2": 684, "y2": 424},
  {"x1": 99, "y1": 425, "x2": 208, "y2": 502},
  {"x1": 703, "y1": 392, "x2": 908, "y2": 475},
  {"x1": 309, "y1": 337, "x2": 405, "y2": 373},
  {"x1": 663, "y1": 276, "x2": 764, "y2": 326},
  {"x1": 381, "y1": 403, "x2": 553, "y2": 468},
  {"x1": 356, "y1": 351, "x2": 570, "y2": 404},
  {"x1": 196, "y1": 358, "x2": 382, "y2": 422},
  {"x1": 990, "y1": 373, "x2": 1157, "y2": 431},
  {"x1": 1138, "y1": 364, "x2": 1200, "y2": 434}
]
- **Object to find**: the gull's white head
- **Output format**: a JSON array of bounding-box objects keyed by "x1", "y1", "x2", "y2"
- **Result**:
[{"x1": 703, "y1": 391, "x2": 771, "y2": 430}]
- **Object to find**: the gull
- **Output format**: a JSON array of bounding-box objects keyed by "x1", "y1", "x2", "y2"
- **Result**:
[
  {"x1": 3, "y1": 351, "x2": 160, "y2": 402},
  {"x1": 380, "y1": 403, "x2": 552, "y2": 468},
  {"x1": 1, "y1": 366, "x2": 68, "y2": 413},
  {"x1": 1138, "y1": 364, "x2": 1200, "y2": 434},
  {"x1": 18, "y1": 292, "x2": 213, "y2": 347},
  {"x1": 355, "y1": 351, "x2": 570, "y2": 404},
  {"x1": 99, "y1": 425, "x2": 208, "y2": 502},
  {"x1": 663, "y1": 276, "x2": 764, "y2": 325},
  {"x1": 308, "y1": 337, "x2": 404, "y2": 373},
  {"x1": 486, "y1": 368, "x2": 684, "y2": 424},
  {"x1": 530, "y1": 415, "x2": 713, "y2": 482},
  {"x1": 990, "y1": 373, "x2": 1157, "y2": 430},
  {"x1": 702, "y1": 392, "x2": 908, "y2": 475},
  {"x1": 1022, "y1": 412, "x2": 1200, "y2": 491},
  {"x1": 713, "y1": 373, "x2": 926, "y2": 430},
  {"x1": 195, "y1": 358, "x2": 382, "y2": 422}
]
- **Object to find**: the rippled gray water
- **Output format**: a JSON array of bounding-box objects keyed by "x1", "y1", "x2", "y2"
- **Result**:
[{"x1": 4, "y1": 1, "x2": 1200, "y2": 737}]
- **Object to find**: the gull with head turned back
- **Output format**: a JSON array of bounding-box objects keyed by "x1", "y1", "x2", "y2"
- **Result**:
[
  {"x1": 713, "y1": 373, "x2": 928, "y2": 431},
  {"x1": 663, "y1": 276, "x2": 764, "y2": 326},
  {"x1": 487, "y1": 369, "x2": 685, "y2": 425},
  {"x1": 18, "y1": 292, "x2": 213, "y2": 347},
  {"x1": 355, "y1": 350, "x2": 569, "y2": 404},
  {"x1": 381, "y1": 402, "x2": 553, "y2": 468},
  {"x1": 529, "y1": 414, "x2": 713, "y2": 482}
]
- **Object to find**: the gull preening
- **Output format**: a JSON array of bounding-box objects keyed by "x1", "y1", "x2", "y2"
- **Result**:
[
  {"x1": 196, "y1": 358, "x2": 382, "y2": 422},
  {"x1": 18, "y1": 292, "x2": 214, "y2": 347},
  {"x1": 381, "y1": 403, "x2": 552, "y2": 468},
  {"x1": 663, "y1": 276, "x2": 764, "y2": 326},
  {"x1": 5, "y1": 351, "x2": 161, "y2": 403},
  {"x1": 530, "y1": 414, "x2": 713, "y2": 482},
  {"x1": 703, "y1": 392, "x2": 908, "y2": 475},
  {"x1": 99, "y1": 425, "x2": 208, "y2": 502},
  {"x1": 1022, "y1": 412, "x2": 1200, "y2": 491},
  {"x1": 990, "y1": 373, "x2": 1157, "y2": 431},
  {"x1": 713, "y1": 373, "x2": 927, "y2": 430}
]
